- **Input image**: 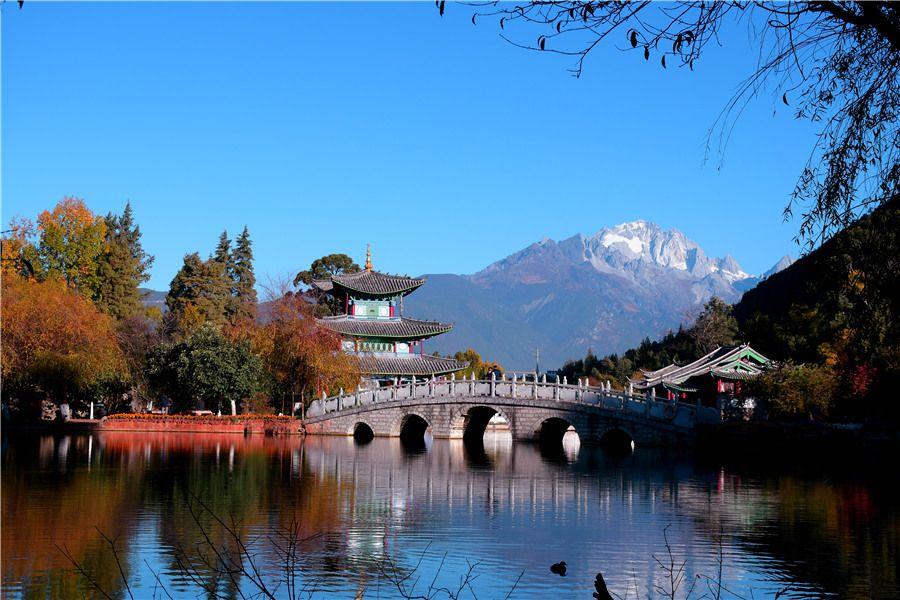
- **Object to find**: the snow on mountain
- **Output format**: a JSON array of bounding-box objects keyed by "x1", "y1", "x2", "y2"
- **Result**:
[{"x1": 410, "y1": 221, "x2": 784, "y2": 369}]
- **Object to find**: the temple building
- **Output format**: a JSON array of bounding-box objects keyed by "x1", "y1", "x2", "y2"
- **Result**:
[
  {"x1": 630, "y1": 344, "x2": 770, "y2": 405},
  {"x1": 312, "y1": 248, "x2": 466, "y2": 382}
]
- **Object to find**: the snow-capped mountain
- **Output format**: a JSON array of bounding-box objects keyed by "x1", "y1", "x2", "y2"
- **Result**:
[
  {"x1": 406, "y1": 221, "x2": 790, "y2": 369},
  {"x1": 577, "y1": 220, "x2": 750, "y2": 281}
]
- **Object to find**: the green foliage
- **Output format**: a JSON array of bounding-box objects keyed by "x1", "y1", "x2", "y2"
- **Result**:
[
  {"x1": 559, "y1": 327, "x2": 697, "y2": 387},
  {"x1": 35, "y1": 197, "x2": 108, "y2": 298},
  {"x1": 294, "y1": 253, "x2": 361, "y2": 315},
  {"x1": 95, "y1": 203, "x2": 155, "y2": 319},
  {"x1": 736, "y1": 197, "x2": 900, "y2": 421},
  {"x1": 294, "y1": 253, "x2": 361, "y2": 285},
  {"x1": 147, "y1": 326, "x2": 262, "y2": 414},
  {"x1": 213, "y1": 230, "x2": 232, "y2": 267},
  {"x1": 232, "y1": 226, "x2": 257, "y2": 323},
  {"x1": 690, "y1": 296, "x2": 739, "y2": 354},
  {"x1": 748, "y1": 363, "x2": 838, "y2": 420},
  {"x1": 165, "y1": 253, "x2": 232, "y2": 335}
]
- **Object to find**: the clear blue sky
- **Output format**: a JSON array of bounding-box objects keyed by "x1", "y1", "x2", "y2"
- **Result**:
[{"x1": 2, "y1": 2, "x2": 815, "y2": 290}]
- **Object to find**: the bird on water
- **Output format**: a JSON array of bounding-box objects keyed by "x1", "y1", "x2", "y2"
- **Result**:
[{"x1": 550, "y1": 561, "x2": 567, "y2": 576}]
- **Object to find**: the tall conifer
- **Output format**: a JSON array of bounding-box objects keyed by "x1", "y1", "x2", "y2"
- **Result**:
[
  {"x1": 166, "y1": 252, "x2": 230, "y2": 335},
  {"x1": 96, "y1": 202, "x2": 154, "y2": 319},
  {"x1": 232, "y1": 226, "x2": 257, "y2": 322}
]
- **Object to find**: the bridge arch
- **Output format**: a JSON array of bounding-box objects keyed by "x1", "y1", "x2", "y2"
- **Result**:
[
  {"x1": 599, "y1": 427, "x2": 635, "y2": 454},
  {"x1": 393, "y1": 412, "x2": 431, "y2": 447},
  {"x1": 451, "y1": 405, "x2": 511, "y2": 443},
  {"x1": 538, "y1": 416, "x2": 579, "y2": 448},
  {"x1": 351, "y1": 421, "x2": 375, "y2": 444}
]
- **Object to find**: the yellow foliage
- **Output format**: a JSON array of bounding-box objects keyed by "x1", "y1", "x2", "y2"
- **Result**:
[{"x1": 1, "y1": 274, "x2": 125, "y2": 401}]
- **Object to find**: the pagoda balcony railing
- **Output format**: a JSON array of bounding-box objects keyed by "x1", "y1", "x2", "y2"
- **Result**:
[{"x1": 307, "y1": 373, "x2": 721, "y2": 426}]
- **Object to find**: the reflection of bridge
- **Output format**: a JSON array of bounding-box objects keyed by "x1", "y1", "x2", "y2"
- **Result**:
[{"x1": 304, "y1": 376, "x2": 721, "y2": 447}]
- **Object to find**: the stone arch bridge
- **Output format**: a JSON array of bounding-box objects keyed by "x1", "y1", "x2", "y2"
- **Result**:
[{"x1": 304, "y1": 375, "x2": 721, "y2": 448}]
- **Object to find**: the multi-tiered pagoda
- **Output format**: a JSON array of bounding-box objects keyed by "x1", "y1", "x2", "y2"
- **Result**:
[{"x1": 313, "y1": 248, "x2": 466, "y2": 382}]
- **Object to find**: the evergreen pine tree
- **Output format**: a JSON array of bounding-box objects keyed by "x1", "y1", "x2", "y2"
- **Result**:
[
  {"x1": 166, "y1": 252, "x2": 230, "y2": 335},
  {"x1": 211, "y1": 230, "x2": 240, "y2": 322},
  {"x1": 232, "y1": 226, "x2": 257, "y2": 323},
  {"x1": 96, "y1": 202, "x2": 154, "y2": 319},
  {"x1": 213, "y1": 230, "x2": 232, "y2": 268}
]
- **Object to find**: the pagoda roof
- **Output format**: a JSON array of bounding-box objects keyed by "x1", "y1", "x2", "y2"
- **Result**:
[
  {"x1": 312, "y1": 269, "x2": 424, "y2": 297},
  {"x1": 632, "y1": 344, "x2": 769, "y2": 389},
  {"x1": 355, "y1": 353, "x2": 467, "y2": 376},
  {"x1": 640, "y1": 363, "x2": 681, "y2": 378},
  {"x1": 662, "y1": 382, "x2": 698, "y2": 394},
  {"x1": 317, "y1": 316, "x2": 453, "y2": 339}
]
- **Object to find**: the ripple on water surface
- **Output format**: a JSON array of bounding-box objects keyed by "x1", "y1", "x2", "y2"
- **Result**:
[{"x1": 1, "y1": 432, "x2": 897, "y2": 599}]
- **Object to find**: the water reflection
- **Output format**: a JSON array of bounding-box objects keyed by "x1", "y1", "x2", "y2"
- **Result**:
[{"x1": 2, "y1": 432, "x2": 898, "y2": 599}]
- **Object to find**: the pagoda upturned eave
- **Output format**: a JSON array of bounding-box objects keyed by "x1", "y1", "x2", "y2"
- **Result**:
[
  {"x1": 312, "y1": 269, "x2": 424, "y2": 297},
  {"x1": 316, "y1": 315, "x2": 453, "y2": 340}
]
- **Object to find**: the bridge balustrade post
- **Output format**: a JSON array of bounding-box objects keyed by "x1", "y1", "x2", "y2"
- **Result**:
[
  {"x1": 491, "y1": 372, "x2": 496, "y2": 397},
  {"x1": 554, "y1": 375, "x2": 560, "y2": 401},
  {"x1": 470, "y1": 372, "x2": 475, "y2": 396},
  {"x1": 512, "y1": 375, "x2": 517, "y2": 399},
  {"x1": 338, "y1": 388, "x2": 344, "y2": 411},
  {"x1": 450, "y1": 372, "x2": 456, "y2": 397},
  {"x1": 532, "y1": 377, "x2": 538, "y2": 399}
]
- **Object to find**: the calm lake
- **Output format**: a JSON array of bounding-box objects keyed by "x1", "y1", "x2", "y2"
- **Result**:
[{"x1": 2, "y1": 431, "x2": 897, "y2": 599}]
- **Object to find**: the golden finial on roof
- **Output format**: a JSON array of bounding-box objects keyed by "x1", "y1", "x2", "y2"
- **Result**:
[{"x1": 365, "y1": 244, "x2": 372, "y2": 271}]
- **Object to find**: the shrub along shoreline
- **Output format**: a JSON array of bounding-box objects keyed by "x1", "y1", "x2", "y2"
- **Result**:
[{"x1": 101, "y1": 413, "x2": 303, "y2": 435}]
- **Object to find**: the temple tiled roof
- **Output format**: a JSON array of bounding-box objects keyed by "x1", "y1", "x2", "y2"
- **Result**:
[
  {"x1": 355, "y1": 353, "x2": 467, "y2": 376},
  {"x1": 317, "y1": 316, "x2": 453, "y2": 339},
  {"x1": 312, "y1": 269, "x2": 424, "y2": 297},
  {"x1": 632, "y1": 344, "x2": 769, "y2": 390},
  {"x1": 640, "y1": 363, "x2": 681, "y2": 378}
]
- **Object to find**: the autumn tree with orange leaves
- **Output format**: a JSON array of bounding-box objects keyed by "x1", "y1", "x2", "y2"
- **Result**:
[
  {"x1": 33, "y1": 197, "x2": 108, "y2": 298},
  {"x1": 1, "y1": 274, "x2": 126, "y2": 415},
  {"x1": 253, "y1": 284, "x2": 359, "y2": 416}
]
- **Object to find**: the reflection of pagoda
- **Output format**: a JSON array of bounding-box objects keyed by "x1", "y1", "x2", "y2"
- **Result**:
[{"x1": 313, "y1": 247, "x2": 466, "y2": 382}]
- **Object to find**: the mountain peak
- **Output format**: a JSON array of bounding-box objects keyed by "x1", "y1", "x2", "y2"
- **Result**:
[
  {"x1": 763, "y1": 254, "x2": 795, "y2": 278},
  {"x1": 579, "y1": 220, "x2": 747, "y2": 280}
]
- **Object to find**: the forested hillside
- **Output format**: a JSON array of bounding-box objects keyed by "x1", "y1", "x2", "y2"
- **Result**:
[{"x1": 734, "y1": 196, "x2": 900, "y2": 419}]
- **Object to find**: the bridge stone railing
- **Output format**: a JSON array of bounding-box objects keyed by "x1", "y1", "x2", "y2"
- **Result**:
[{"x1": 306, "y1": 373, "x2": 721, "y2": 426}]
